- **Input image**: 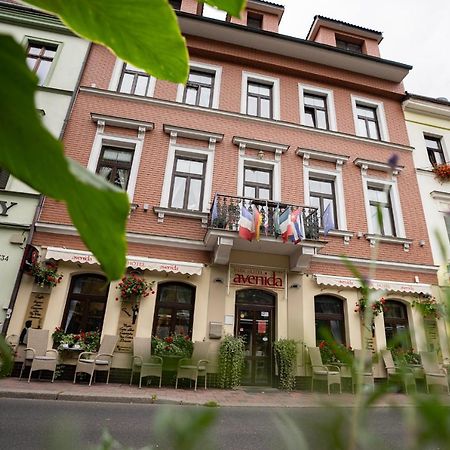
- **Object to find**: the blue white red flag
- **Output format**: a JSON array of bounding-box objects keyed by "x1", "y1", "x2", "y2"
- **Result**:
[
  {"x1": 279, "y1": 207, "x2": 292, "y2": 243},
  {"x1": 290, "y1": 208, "x2": 305, "y2": 243},
  {"x1": 322, "y1": 203, "x2": 334, "y2": 236},
  {"x1": 238, "y1": 206, "x2": 255, "y2": 241}
]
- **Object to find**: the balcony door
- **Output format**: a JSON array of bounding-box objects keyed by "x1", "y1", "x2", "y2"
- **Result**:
[{"x1": 235, "y1": 289, "x2": 275, "y2": 386}]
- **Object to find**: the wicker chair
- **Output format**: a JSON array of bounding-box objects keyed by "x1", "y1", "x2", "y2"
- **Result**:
[
  {"x1": 19, "y1": 329, "x2": 58, "y2": 383},
  {"x1": 308, "y1": 346, "x2": 342, "y2": 394},
  {"x1": 74, "y1": 334, "x2": 118, "y2": 386},
  {"x1": 130, "y1": 337, "x2": 163, "y2": 388},
  {"x1": 175, "y1": 341, "x2": 210, "y2": 390},
  {"x1": 381, "y1": 349, "x2": 416, "y2": 393}
]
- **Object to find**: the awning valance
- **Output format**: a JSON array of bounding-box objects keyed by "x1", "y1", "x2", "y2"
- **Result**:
[
  {"x1": 44, "y1": 247, "x2": 203, "y2": 276},
  {"x1": 314, "y1": 274, "x2": 432, "y2": 295}
]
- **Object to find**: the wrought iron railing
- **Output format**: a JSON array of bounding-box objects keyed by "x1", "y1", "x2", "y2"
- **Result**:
[{"x1": 209, "y1": 194, "x2": 320, "y2": 240}]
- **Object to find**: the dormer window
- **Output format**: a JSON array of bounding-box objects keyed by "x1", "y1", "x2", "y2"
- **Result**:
[
  {"x1": 336, "y1": 37, "x2": 363, "y2": 54},
  {"x1": 247, "y1": 12, "x2": 263, "y2": 29}
]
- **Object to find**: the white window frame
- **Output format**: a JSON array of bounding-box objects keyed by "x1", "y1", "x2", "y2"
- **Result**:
[
  {"x1": 238, "y1": 157, "x2": 281, "y2": 202},
  {"x1": 87, "y1": 131, "x2": 143, "y2": 202},
  {"x1": 160, "y1": 143, "x2": 215, "y2": 213},
  {"x1": 176, "y1": 61, "x2": 222, "y2": 109},
  {"x1": 351, "y1": 95, "x2": 390, "y2": 141},
  {"x1": 303, "y1": 166, "x2": 347, "y2": 230},
  {"x1": 362, "y1": 177, "x2": 405, "y2": 237},
  {"x1": 241, "y1": 71, "x2": 280, "y2": 120},
  {"x1": 298, "y1": 84, "x2": 337, "y2": 131},
  {"x1": 109, "y1": 58, "x2": 156, "y2": 97},
  {"x1": 23, "y1": 36, "x2": 63, "y2": 87}
]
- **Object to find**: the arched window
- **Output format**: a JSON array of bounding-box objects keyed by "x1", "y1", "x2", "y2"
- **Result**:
[
  {"x1": 152, "y1": 282, "x2": 195, "y2": 338},
  {"x1": 314, "y1": 295, "x2": 345, "y2": 344},
  {"x1": 62, "y1": 274, "x2": 109, "y2": 333},
  {"x1": 384, "y1": 300, "x2": 411, "y2": 348}
]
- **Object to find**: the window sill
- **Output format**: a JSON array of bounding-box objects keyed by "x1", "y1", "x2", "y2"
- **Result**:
[
  {"x1": 364, "y1": 234, "x2": 413, "y2": 251},
  {"x1": 153, "y1": 206, "x2": 209, "y2": 227},
  {"x1": 319, "y1": 229, "x2": 354, "y2": 245}
]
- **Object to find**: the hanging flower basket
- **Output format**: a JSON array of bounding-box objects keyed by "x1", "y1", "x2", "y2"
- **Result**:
[
  {"x1": 31, "y1": 261, "x2": 63, "y2": 288},
  {"x1": 355, "y1": 297, "x2": 386, "y2": 317},
  {"x1": 116, "y1": 274, "x2": 155, "y2": 303},
  {"x1": 432, "y1": 163, "x2": 450, "y2": 182},
  {"x1": 412, "y1": 294, "x2": 444, "y2": 319}
]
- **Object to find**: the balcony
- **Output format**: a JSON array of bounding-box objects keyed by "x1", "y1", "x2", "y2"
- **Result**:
[{"x1": 204, "y1": 194, "x2": 326, "y2": 270}]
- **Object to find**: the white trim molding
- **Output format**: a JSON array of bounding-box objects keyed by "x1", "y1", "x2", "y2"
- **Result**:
[
  {"x1": 298, "y1": 83, "x2": 337, "y2": 131},
  {"x1": 176, "y1": 60, "x2": 222, "y2": 109},
  {"x1": 296, "y1": 148, "x2": 349, "y2": 171},
  {"x1": 241, "y1": 71, "x2": 281, "y2": 120},
  {"x1": 351, "y1": 95, "x2": 390, "y2": 142},
  {"x1": 354, "y1": 157, "x2": 403, "y2": 179}
]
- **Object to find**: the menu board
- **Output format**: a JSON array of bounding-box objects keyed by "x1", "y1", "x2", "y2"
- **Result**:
[
  {"x1": 22, "y1": 292, "x2": 50, "y2": 330},
  {"x1": 116, "y1": 301, "x2": 138, "y2": 353},
  {"x1": 424, "y1": 319, "x2": 440, "y2": 354}
]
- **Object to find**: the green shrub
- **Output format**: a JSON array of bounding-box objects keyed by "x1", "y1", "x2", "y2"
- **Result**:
[
  {"x1": 218, "y1": 335, "x2": 245, "y2": 389},
  {"x1": 273, "y1": 339, "x2": 297, "y2": 391}
]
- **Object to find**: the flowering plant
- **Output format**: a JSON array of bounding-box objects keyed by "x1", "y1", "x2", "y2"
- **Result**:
[
  {"x1": 412, "y1": 294, "x2": 444, "y2": 319},
  {"x1": 390, "y1": 347, "x2": 421, "y2": 365},
  {"x1": 318, "y1": 340, "x2": 352, "y2": 365},
  {"x1": 31, "y1": 261, "x2": 63, "y2": 288},
  {"x1": 355, "y1": 297, "x2": 386, "y2": 317},
  {"x1": 152, "y1": 334, "x2": 193, "y2": 358},
  {"x1": 52, "y1": 327, "x2": 100, "y2": 352},
  {"x1": 432, "y1": 163, "x2": 450, "y2": 182},
  {"x1": 116, "y1": 274, "x2": 154, "y2": 302}
]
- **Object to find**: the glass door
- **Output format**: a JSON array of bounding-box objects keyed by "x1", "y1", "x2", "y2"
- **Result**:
[{"x1": 236, "y1": 306, "x2": 274, "y2": 385}]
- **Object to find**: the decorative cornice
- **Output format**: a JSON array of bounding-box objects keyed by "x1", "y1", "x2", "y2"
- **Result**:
[
  {"x1": 430, "y1": 191, "x2": 450, "y2": 202},
  {"x1": 364, "y1": 234, "x2": 413, "y2": 252},
  {"x1": 354, "y1": 157, "x2": 404, "y2": 178},
  {"x1": 80, "y1": 88, "x2": 414, "y2": 153},
  {"x1": 296, "y1": 148, "x2": 349, "y2": 170},
  {"x1": 153, "y1": 207, "x2": 209, "y2": 228},
  {"x1": 232, "y1": 136, "x2": 289, "y2": 153},
  {"x1": 163, "y1": 124, "x2": 223, "y2": 143},
  {"x1": 91, "y1": 113, "x2": 154, "y2": 132}
]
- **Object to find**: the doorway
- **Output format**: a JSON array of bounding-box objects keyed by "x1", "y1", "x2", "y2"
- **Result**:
[{"x1": 235, "y1": 289, "x2": 276, "y2": 386}]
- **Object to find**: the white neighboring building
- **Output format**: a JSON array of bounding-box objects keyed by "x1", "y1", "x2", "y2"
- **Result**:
[{"x1": 0, "y1": 1, "x2": 90, "y2": 331}]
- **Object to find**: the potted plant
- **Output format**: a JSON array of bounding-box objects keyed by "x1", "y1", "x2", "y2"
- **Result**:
[
  {"x1": 52, "y1": 327, "x2": 100, "y2": 352},
  {"x1": 412, "y1": 294, "x2": 444, "y2": 319},
  {"x1": 116, "y1": 273, "x2": 155, "y2": 303},
  {"x1": 432, "y1": 163, "x2": 450, "y2": 182},
  {"x1": 217, "y1": 335, "x2": 245, "y2": 389},
  {"x1": 31, "y1": 261, "x2": 63, "y2": 289},
  {"x1": 355, "y1": 297, "x2": 386, "y2": 317},
  {"x1": 318, "y1": 340, "x2": 352, "y2": 365},
  {"x1": 273, "y1": 339, "x2": 297, "y2": 391},
  {"x1": 152, "y1": 334, "x2": 193, "y2": 371}
]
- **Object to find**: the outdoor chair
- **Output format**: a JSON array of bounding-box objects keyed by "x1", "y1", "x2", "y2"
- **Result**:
[
  {"x1": 420, "y1": 351, "x2": 449, "y2": 394},
  {"x1": 352, "y1": 349, "x2": 375, "y2": 393},
  {"x1": 129, "y1": 337, "x2": 163, "y2": 388},
  {"x1": 19, "y1": 329, "x2": 58, "y2": 383},
  {"x1": 381, "y1": 349, "x2": 416, "y2": 394},
  {"x1": 308, "y1": 346, "x2": 342, "y2": 394},
  {"x1": 175, "y1": 341, "x2": 210, "y2": 390},
  {"x1": 74, "y1": 334, "x2": 118, "y2": 386}
]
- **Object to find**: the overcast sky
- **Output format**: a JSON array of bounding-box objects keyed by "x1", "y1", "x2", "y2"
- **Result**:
[{"x1": 277, "y1": 0, "x2": 450, "y2": 99}]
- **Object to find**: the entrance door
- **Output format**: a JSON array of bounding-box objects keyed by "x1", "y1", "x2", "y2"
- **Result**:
[{"x1": 235, "y1": 290, "x2": 275, "y2": 386}]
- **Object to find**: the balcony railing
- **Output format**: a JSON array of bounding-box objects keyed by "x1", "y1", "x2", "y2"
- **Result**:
[{"x1": 209, "y1": 194, "x2": 320, "y2": 240}]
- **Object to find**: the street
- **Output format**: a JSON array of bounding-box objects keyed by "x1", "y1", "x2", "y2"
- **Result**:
[{"x1": 0, "y1": 398, "x2": 414, "y2": 450}]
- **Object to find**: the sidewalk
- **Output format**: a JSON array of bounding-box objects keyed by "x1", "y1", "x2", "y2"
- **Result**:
[{"x1": 0, "y1": 377, "x2": 438, "y2": 408}]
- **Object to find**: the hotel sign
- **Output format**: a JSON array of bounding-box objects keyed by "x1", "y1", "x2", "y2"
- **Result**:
[{"x1": 230, "y1": 265, "x2": 285, "y2": 290}]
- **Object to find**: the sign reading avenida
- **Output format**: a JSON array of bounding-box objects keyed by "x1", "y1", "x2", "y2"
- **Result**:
[{"x1": 230, "y1": 265, "x2": 285, "y2": 290}]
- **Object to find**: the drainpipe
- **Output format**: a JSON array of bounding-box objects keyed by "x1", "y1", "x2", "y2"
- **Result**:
[{"x1": 1, "y1": 41, "x2": 93, "y2": 336}]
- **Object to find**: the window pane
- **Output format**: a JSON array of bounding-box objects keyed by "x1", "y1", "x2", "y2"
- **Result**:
[
  {"x1": 134, "y1": 75, "x2": 148, "y2": 96},
  {"x1": 259, "y1": 188, "x2": 270, "y2": 200},
  {"x1": 247, "y1": 96, "x2": 258, "y2": 116},
  {"x1": 317, "y1": 110, "x2": 328, "y2": 129},
  {"x1": 98, "y1": 166, "x2": 112, "y2": 182},
  {"x1": 185, "y1": 86, "x2": 197, "y2": 105},
  {"x1": 176, "y1": 158, "x2": 204, "y2": 175},
  {"x1": 73, "y1": 276, "x2": 108, "y2": 295},
  {"x1": 43, "y1": 47, "x2": 57, "y2": 58},
  {"x1": 115, "y1": 168, "x2": 130, "y2": 189},
  {"x1": 368, "y1": 121, "x2": 380, "y2": 139},
  {"x1": 304, "y1": 109, "x2": 315, "y2": 127},
  {"x1": 425, "y1": 137, "x2": 440, "y2": 150},
  {"x1": 171, "y1": 177, "x2": 186, "y2": 208},
  {"x1": 102, "y1": 149, "x2": 133, "y2": 163},
  {"x1": 304, "y1": 94, "x2": 325, "y2": 108},
  {"x1": 310, "y1": 179, "x2": 332, "y2": 195},
  {"x1": 357, "y1": 117, "x2": 369, "y2": 137},
  {"x1": 189, "y1": 72, "x2": 213, "y2": 85},
  {"x1": 26, "y1": 56, "x2": 36, "y2": 70},
  {"x1": 256, "y1": 170, "x2": 270, "y2": 184},
  {"x1": 65, "y1": 299, "x2": 84, "y2": 334},
  {"x1": 119, "y1": 73, "x2": 134, "y2": 94},
  {"x1": 175, "y1": 309, "x2": 191, "y2": 335},
  {"x1": 35, "y1": 59, "x2": 52, "y2": 83},
  {"x1": 155, "y1": 307, "x2": 172, "y2": 338},
  {"x1": 370, "y1": 205, "x2": 382, "y2": 234},
  {"x1": 381, "y1": 207, "x2": 394, "y2": 235},
  {"x1": 199, "y1": 86, "x2": 211, "y2": 107},
  {"x1": 187, "y1": 178, "x2": 202, "y2": 210},
  {"x1": 86, "y1": 301, "x2": 106, "y2": 331},
  {"x1": 357, "y1": 105, "x2": 376, "y2": 119},
  {"x1": 260, "y1": 98, "x2": 271, "y2": 118},
  {"x1": 310, "y1": 196, "x2": 320, "y2": 211},
  {"x1": 244, "y1": 186, "x2": 255, "y2": 198},
  {"x1": 27, "y1": 45, "x2": 41, "y2": 56}
]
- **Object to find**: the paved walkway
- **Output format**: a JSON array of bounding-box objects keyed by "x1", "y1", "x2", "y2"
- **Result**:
[{"x1": 0, "y1": 377, "x2": 444, "y2": 408}]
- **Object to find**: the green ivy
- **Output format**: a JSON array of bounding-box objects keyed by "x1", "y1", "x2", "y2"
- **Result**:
[
  {"x1": 217, "y1": 335, "x2": 245, "y2": 389},
  {"x1": 273, "y1": 339, "x2": 297, "y2": 391}
]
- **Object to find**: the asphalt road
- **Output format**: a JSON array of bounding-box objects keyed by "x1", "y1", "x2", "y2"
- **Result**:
[{"x1": 0, "y1": 398, "x2": 416, "y2": 450}]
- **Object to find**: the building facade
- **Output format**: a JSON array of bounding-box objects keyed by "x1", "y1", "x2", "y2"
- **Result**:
[
  {"x1": 0, "y1": 0, "x2": 89, "y2": 331},
  {"x1": 5, "y1": 0, "x2": 446, "y2": 385}
]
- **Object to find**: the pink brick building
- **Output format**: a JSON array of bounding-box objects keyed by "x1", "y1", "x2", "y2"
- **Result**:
[{"x1": 8, "y1": 0, "x2": 444, "y2": 386}]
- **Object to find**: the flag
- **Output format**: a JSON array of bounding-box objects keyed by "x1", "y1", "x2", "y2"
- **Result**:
[
  {"x1": 263, "y1": 205, "x2": 269, "y2": 236},
  {"x1": 291, "y1": 208, "x2": 305, "y2": 244},
  {"x1": 279, "y1": 207, "x2": 292, "y2": 243},
  {"x1": 238, "y1": 206, "x2": 255, "y2": 241},
  {"x1": 252, "y1": 204, "x2": 262, "y2": 241},
  {"x1": 273, "y1": 206, "x2": 281, "y2": 237},
  {"x1": 322, "y1": 203, "x2": 334, "y2": 236},
  {"x1": 211, "y1": 195, "x2": 218, "y2": 225}
]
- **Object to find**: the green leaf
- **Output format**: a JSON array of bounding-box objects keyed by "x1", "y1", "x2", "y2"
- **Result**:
[
  {"x1": 203, "y1": 0, "x2": 246, "y2": 17},
  {"x1": 0, "y1": 35, "x2": 129, "y2": 280},
  {"x1": 24, "y1": 0, "x2": 189, "y2": 83}
]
